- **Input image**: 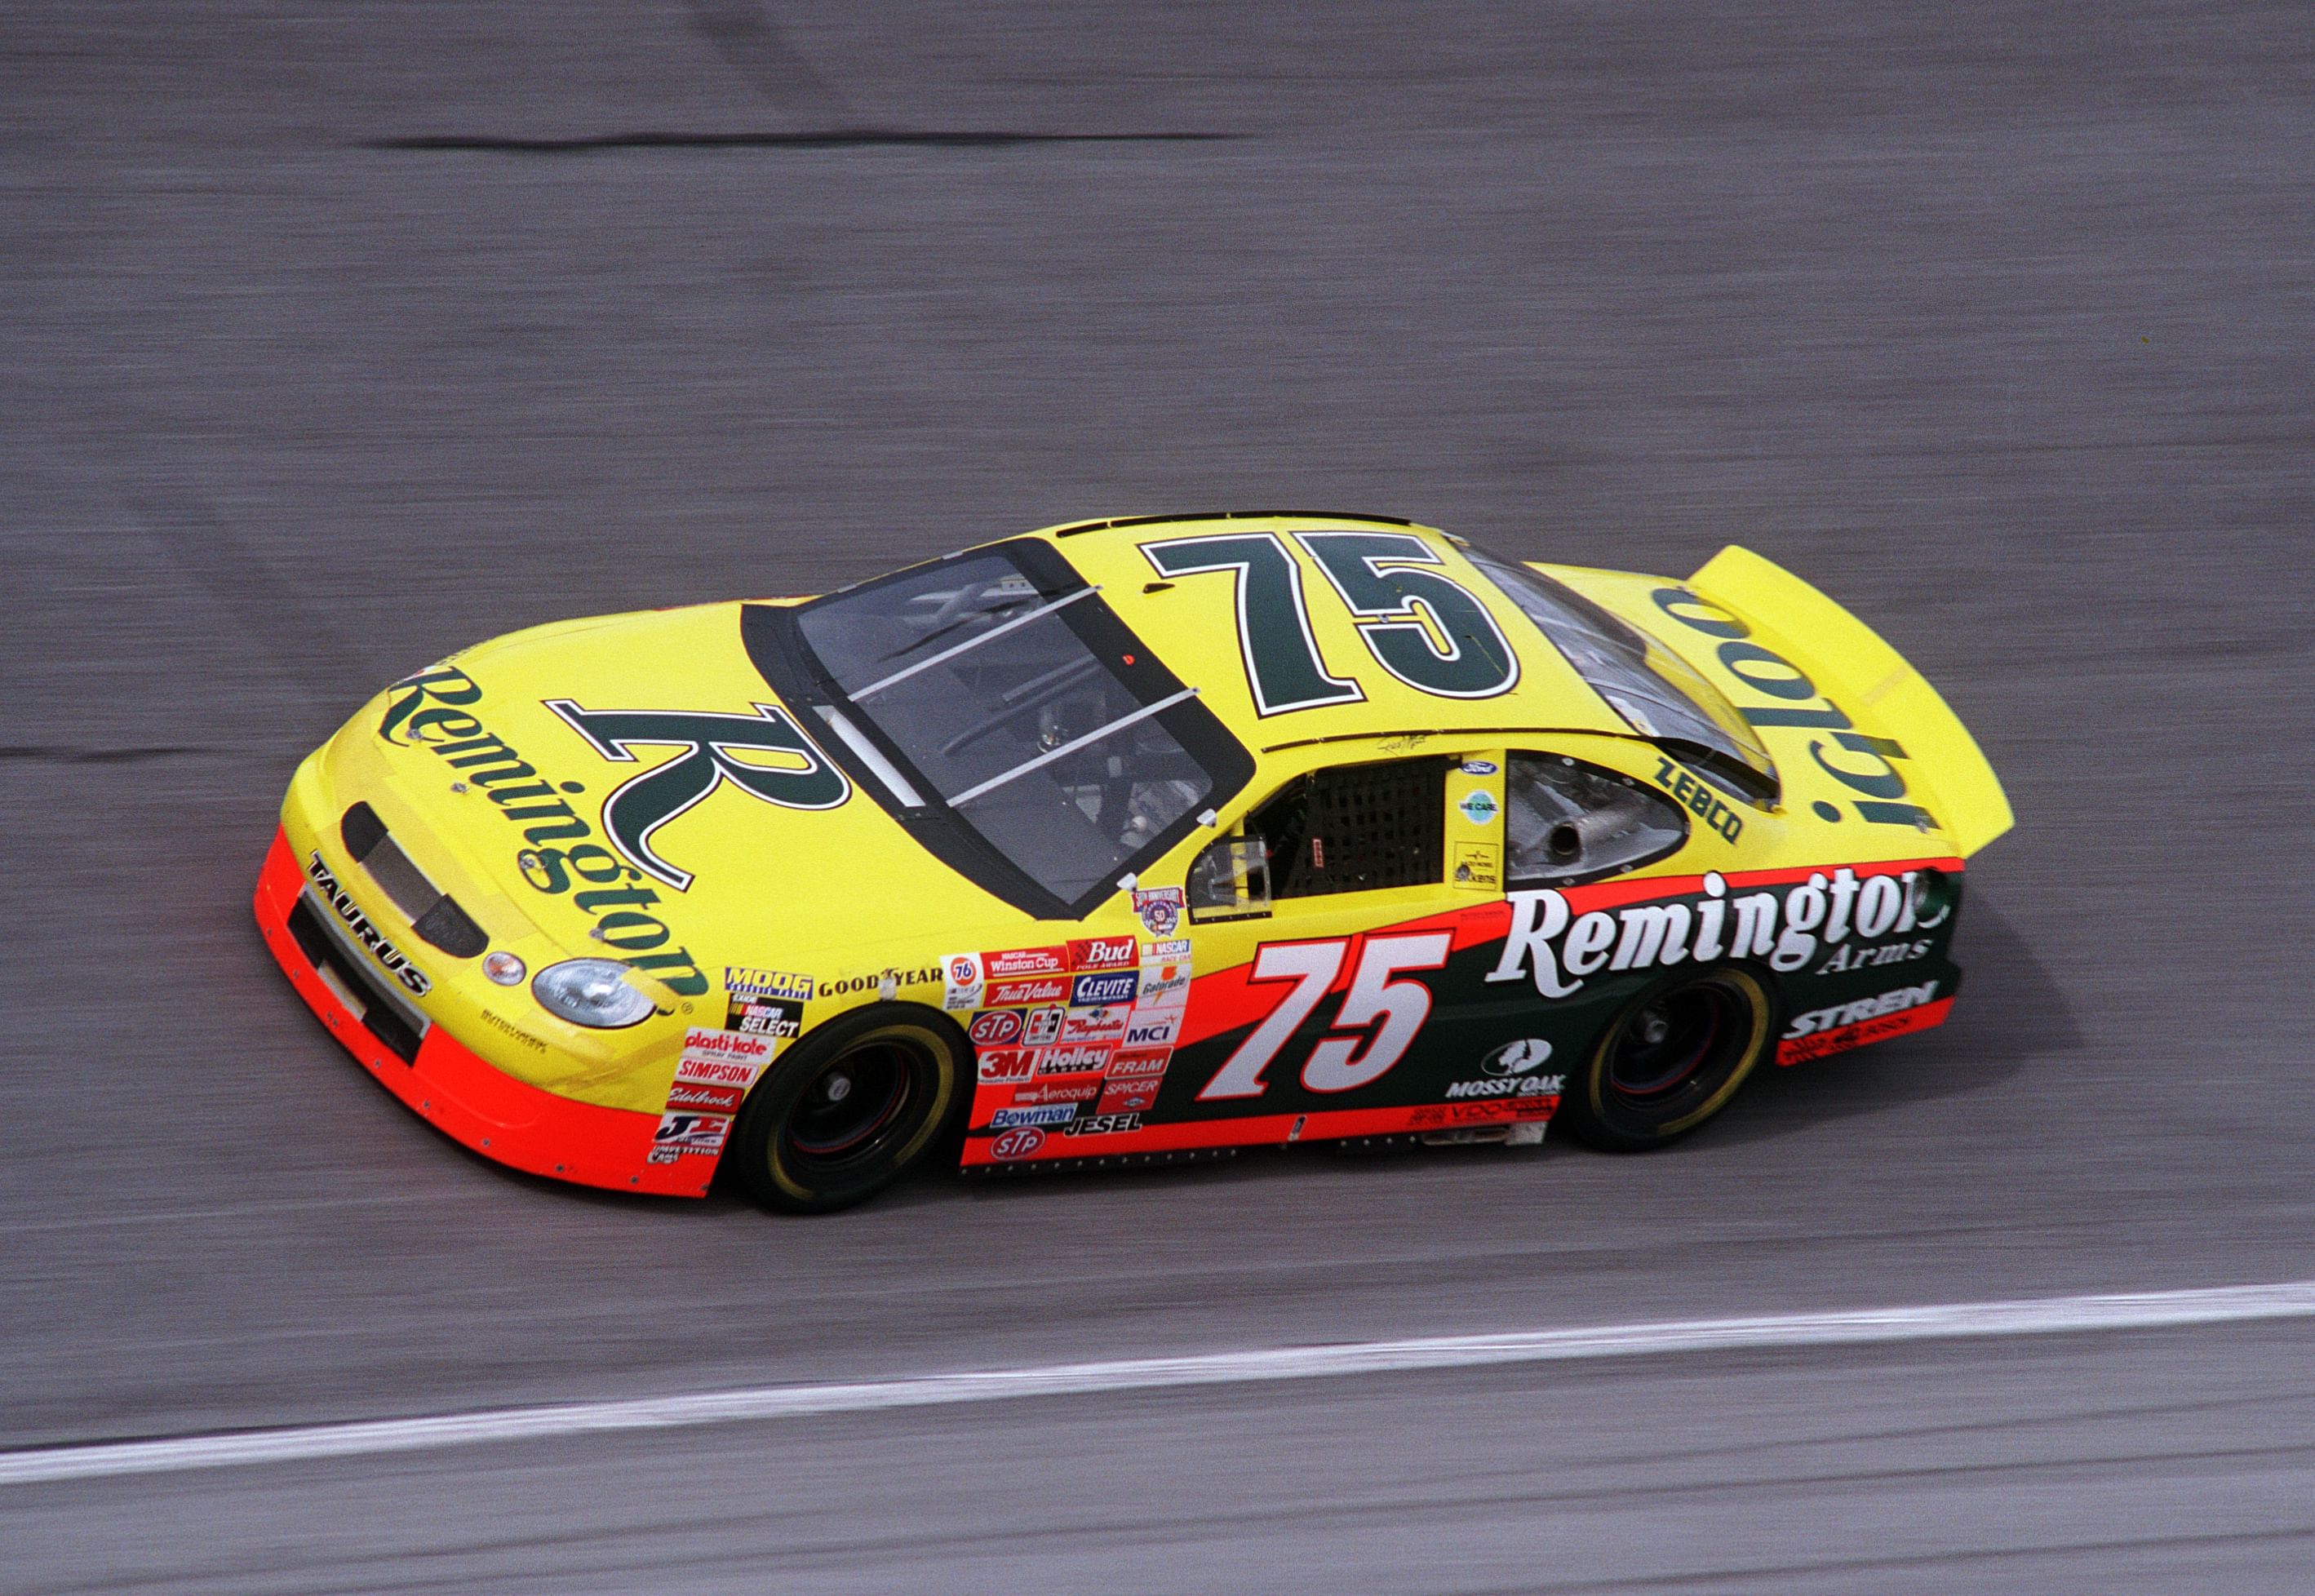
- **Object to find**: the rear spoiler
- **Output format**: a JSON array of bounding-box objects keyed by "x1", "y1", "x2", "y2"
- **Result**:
[{"x1": 1690, "y1": 545, "x2": 2013, "y2": 858}]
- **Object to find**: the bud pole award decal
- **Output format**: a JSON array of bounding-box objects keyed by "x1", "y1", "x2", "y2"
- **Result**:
[{"x1": 544, "y1": 702, "x2": 849, "y2": 890}]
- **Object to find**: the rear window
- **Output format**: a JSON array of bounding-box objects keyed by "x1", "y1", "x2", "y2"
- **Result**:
[{"x1": 792, "y1": 542, "x2": 1250, "y2": 912}]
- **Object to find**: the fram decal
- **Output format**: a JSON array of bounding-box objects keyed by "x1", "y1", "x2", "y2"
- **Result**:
[{"x1": 544, "y1": 699, "x2": 849, "y2": 891}]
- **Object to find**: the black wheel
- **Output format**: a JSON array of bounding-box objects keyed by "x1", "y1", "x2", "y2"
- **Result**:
[
  {"x1": 1557, "y1": 965, "x2": 1772, "y2": 1151},
  {"x1": 725, "y1": 1003, "x2": 967, "y2": 1213}
]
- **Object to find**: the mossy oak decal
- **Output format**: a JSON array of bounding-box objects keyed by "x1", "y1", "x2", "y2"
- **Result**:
[{"x1": 544, "y1": 701, "x2": 849, "y2": 890}]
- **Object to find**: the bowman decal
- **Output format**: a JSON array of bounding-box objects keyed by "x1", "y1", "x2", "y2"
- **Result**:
[{"x1": 545, "y1": 700, "x2": 850, "y2": 890}]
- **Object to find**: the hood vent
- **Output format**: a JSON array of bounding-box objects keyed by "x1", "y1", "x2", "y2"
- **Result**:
[{"x1": 339, "y1": 803, "x2": 489, "y2": 959}]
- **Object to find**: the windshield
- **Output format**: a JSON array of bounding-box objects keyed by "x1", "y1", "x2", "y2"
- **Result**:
[
  {"x1": 791, "y1": 542, "x2": 1248, "y2": 911},
  {"x1": 1465, "y1": 548, "x2": 1779, "y2": 803}
]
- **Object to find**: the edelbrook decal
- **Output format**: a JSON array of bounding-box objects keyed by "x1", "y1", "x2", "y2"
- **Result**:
[
  {"x1": 375, "y1": 666, "x2": 710, "y2": 996},
  {"x1": 1488, "y1": 866, "x2": 1951, "y2": 997},
  {"x1": 305, "y1": 853, "x2": 430, "y2": 995},
  {"x1": 545, "y1": 700, "x2": 849, "y2": 891}
]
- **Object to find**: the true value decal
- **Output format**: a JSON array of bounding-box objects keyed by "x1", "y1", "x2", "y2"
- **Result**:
[
  {"x1": 543, "y1": 701, "x2": 849, "y2": 890},
  {"x1": 1488, "y1": 866, "x2": 1951, "y2": 997}
]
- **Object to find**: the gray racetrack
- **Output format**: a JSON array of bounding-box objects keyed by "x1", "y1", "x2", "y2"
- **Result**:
[{"x1": 5, "y1": 2, "x2": 2313, "y2": 1589}]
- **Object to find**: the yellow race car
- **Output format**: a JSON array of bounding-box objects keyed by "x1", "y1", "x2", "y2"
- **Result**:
[{"x1": 255, "y1": 513, "x2": 2010, "y2": 1212}]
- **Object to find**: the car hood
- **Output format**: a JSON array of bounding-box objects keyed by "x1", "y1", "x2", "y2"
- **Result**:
[{"x1": 328, "y1": 601, "x2": 1048, "y2": 996}]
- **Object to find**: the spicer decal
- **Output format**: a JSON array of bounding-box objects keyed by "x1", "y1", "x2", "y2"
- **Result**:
[
  {"x1": 304, "y1": 853, "x2": 431, "y2": 995},
  {"x1": 1488, "y1": 865, "x2": 1951, "y2": 998}
]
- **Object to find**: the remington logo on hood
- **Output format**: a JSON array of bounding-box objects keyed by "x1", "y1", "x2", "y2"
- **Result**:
[{"x1": 376, "y1": 665, "x2": 716, "y2": 997}]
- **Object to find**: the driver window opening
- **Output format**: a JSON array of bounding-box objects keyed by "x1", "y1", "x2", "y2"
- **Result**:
[{"x1": 1190, "y1": 756, "x2": 1448, "y2": 917}]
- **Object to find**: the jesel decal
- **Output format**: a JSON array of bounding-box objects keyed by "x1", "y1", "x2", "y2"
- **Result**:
[{"x1": 1488, "y1": 865, "x2": 1951, "y2": 998}]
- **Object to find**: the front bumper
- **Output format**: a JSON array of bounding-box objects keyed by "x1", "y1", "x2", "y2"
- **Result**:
[{"x1": 254, "y1": 827, "x2": 710, "y2": 1197}]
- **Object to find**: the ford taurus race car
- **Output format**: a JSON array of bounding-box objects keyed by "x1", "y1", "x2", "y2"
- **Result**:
[{"x1": 255, "y1": 513, "x2": 2011, "y2": 1212}]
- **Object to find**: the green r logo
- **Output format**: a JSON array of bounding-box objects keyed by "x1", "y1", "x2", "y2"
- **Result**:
[{"x1": 544, "y1": 700, "x2": 849, "y2": 890}]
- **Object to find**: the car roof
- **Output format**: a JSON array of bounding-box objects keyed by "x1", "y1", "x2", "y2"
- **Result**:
[{"x1": 1009, "y1": 512, "x2": 1626, "y2": 751}]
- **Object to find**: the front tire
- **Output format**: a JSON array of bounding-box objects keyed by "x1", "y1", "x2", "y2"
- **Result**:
[
  {"x1": 725, "y1": 1003, "x2": 967, "y2": 1213},
  {"x1": 1558, "y1": 965, "x2": 1772, "y2": 1151}
]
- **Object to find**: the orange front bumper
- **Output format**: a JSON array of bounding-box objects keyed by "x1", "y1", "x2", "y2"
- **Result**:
[{"x1": 253, "y1": 827, "x2": 709, "y2": 1197}]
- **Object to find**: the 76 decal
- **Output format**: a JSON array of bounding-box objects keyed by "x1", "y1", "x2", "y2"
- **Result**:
[{"x1": 1197, "y1": 933, "x2": 1452, "y2": 1101}]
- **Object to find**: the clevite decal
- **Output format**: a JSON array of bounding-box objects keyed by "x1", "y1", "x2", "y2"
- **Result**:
[{"x1": 544, "y1": 700, "x2": 850, "y2": 892}]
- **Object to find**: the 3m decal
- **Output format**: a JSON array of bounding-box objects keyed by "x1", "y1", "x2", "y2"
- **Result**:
[
  {"x1": 1099, "y1": 1078, "x2": 1161, "y2": 1115},
  {"x1": 304, "y1": 854, "x2": 430, "y2": 995},
  {"x1": 1197, "y1": 932, "x2": 1452, "y2": 1102},
  {"x1": 1488, "y1": 866, "x2": 1952, "y2": 998},
  {"x1": 1652, "y1": 586, "x2": 1938, "y2": 831},
  {"x1": 544, "y1": 700, "x2": 849, "y2": 890},
  {"x1": 977, "y1": 1047, "x2": 1035, "y2": 1084}
]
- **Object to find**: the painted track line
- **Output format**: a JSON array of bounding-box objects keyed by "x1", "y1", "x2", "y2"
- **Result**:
[{"x1": 6, "y1": 1281, "x2": 2313, "y2": 1488}]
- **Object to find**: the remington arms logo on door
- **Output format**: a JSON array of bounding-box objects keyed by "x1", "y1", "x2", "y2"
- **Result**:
[{"x1": 544, "y1": 701, "x2": 850, "y2": 890}]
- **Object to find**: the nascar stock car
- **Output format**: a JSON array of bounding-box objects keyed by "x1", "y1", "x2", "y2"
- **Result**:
[{"x1": 255, "y1": 512, "x2": 2011, "y2": 1212}]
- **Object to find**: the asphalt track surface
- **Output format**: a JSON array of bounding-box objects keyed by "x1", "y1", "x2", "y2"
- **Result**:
[{"x1": 3, "y1": 2, "x2": 2313, "y2": 1589}]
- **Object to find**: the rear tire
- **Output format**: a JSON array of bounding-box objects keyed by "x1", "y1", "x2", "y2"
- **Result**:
[
  {"x1": 725, "y1": 1003, "x2": 967, "y2": 1213},
  {"x1": 1558, "y1": 965, "x2": 1772, "y2": 1151}
]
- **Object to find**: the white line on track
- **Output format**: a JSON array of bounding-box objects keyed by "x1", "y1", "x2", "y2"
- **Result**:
[{"x1": 6, "y1": 1280, "x2": 2313, "y2": 1488}]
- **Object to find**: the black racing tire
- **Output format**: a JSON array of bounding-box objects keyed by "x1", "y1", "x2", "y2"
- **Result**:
[
  {"x1": 1557, "y1": 964, "x2": 1773, "y2": 1152},
  {"x1": 725, "y1": 1003, "x2": 968, "y2": 1214}
]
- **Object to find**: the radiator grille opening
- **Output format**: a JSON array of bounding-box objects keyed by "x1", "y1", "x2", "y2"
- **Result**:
[
  {"x1": 286, "y1": 894, "x2": 428, "y2": 1063},
  {"x1": 339, "y1": 803, "x2": 488, "y2": 959}
]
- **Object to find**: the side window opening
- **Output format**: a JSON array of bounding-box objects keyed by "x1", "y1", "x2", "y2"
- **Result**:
[
  {"x1": 1191, "y1": 757, "x2": 1448, "y2": 915},
  {"x1": 1506, "y1": 753, "x2": 1688, "y2": 887}
]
